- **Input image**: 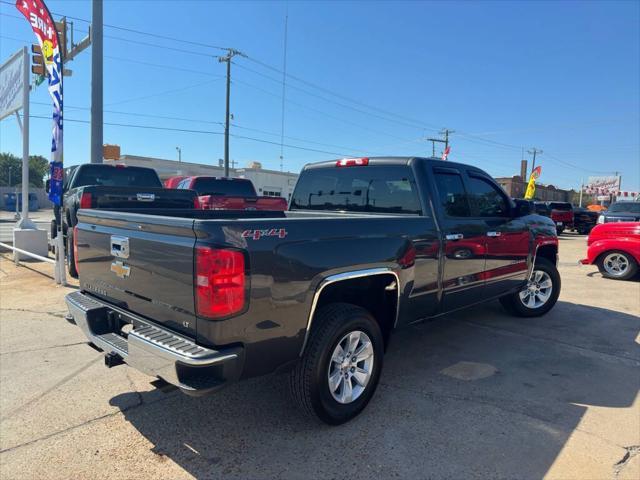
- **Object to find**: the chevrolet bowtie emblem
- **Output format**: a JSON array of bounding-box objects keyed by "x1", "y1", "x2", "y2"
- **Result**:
[{"x1": 110, "y1": 260, "x2": 131, "y2": 279}]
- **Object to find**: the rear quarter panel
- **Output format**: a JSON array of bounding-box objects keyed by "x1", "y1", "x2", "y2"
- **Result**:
[{"x1": 193, "y1": 215, "x2": 430, "y2": 378}]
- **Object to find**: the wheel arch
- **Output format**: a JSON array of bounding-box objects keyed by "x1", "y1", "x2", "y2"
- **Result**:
[{"x1": 300, "y1": 269, "x2": 400, "y2": 356}]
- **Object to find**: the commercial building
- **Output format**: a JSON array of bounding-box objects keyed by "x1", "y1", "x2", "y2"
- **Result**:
[
  {"x1": 494, "y1": 175, "x2": 581, "y2": 202},
  {"x1": 104, "y1": 153, "x2": 299, "y2": 200}
]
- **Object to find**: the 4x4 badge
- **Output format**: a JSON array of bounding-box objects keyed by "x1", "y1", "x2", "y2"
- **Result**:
[{"x1": 110, "y1": 260, "x2": 131, "y2": 279}]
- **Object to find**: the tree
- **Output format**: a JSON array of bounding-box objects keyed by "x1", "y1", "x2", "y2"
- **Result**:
[{"x1": 0, "y1": 152, "x2": 49, "y2": 187}]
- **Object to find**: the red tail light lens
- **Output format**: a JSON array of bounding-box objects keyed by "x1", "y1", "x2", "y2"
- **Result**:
[
  {"x1": 336, "y1": 157, "x2": 369, "y2": 167},
  {"x1": 79, "y1": 192, "x2": 92, "y2": 209},
  {"x1": 193, "y1": 196, "x2": 201, "y2": 209},
  {"x1": 195, "y1": 247, "x2": 245, "y2": 318},
  {"x1": 73, "y1": 225, "x2": 79, "y2": 273}
]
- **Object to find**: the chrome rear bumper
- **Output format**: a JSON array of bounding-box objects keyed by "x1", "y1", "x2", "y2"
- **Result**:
[{"x1": 65, "y1": 291, "x2": 243, "y2": 396}]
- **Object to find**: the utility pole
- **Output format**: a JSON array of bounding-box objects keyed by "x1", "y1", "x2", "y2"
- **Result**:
[
  {"x1": 427, "y1": 128, "x2": 454, "y2": 159},
  {"x1": 90, "y1": 0, "x2": 103, "y2": 164},
  {"x1": 528, "y1": 148, "x2": 543, "y2": 176},
  {"x1": 218, "y1": 49, "x2": 244, "y2": 177},
  {"x1": 176, "y1": 146, "x2": 182, "y2": 162}
]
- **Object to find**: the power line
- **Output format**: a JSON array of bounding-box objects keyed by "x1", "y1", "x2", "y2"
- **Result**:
[
  {"x1": 105, "y1": 79, "x2": 223, "y2": 107},
  {"x1": 26, "y1": 115, "x2": 355, "y2": 157},
  {"x1": 233, "y1": 61, "x2": 438, "y2": 133},
  {"x1": 232, "y1": 77, "x2": 414, "y2": 141}
]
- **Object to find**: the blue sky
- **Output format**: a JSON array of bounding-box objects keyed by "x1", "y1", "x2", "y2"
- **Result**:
[{"x1": 1, "y1": 0, "x2": 639, "y2": 191}]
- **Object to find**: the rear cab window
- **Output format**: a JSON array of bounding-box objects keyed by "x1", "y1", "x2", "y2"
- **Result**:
[
  {"x1": 290, "y1": 165, "x2": 423, "y2": 215},
  {"x1": 191, "y1": 178, "x2": 257, "y2": 197},
  {"x1": 72, "y1": 166, "x2": 161, "y2": 188}
]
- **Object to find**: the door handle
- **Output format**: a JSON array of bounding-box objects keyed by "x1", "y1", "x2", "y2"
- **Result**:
[
  {"x1": 445, "y1": 233, "x2": 464, "y2": 241},
  {"x1": 487, "y1": 231, "x2": 502, "y2": 237}
]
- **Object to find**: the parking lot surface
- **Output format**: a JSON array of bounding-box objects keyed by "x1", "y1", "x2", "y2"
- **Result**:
[{"x1": 0, "y1": 233, "x2": 638, "y2": 479}]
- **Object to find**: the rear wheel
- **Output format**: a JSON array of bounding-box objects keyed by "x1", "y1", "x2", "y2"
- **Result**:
[
  {"x1": 66, "y1": 229, "x2": 78, "y2": 278},
  {"x1": 500, "y1": 258, "x2": 561, "y2": 317},
  {"x1": 289, "y1": 303, "x2": 384, "y2": 425},
  {"x1": 597, "y1": 251, "x2": 638, "y2": 280}
]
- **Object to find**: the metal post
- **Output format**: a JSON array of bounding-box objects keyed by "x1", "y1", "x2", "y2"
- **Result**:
[
  {"x1": 579, "y1": 178, "x2": 583, "y2": 207},
  {"x1": 90, "y1": 0, "x2": 103, "y2": 164},
  {"x1": 21, "y1": 46, "x2": 30, "y2": 222},
  {"x1": 224, "y1": 57, "x2": 231, "y2": 177}
]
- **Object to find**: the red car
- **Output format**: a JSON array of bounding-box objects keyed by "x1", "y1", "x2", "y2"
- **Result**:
[
  {"x1": 580, "y1": 222, "x2": 640, "y2": 280},
  {"x1": 174, "y1": 176, "x2": 288, "y2": 211}
]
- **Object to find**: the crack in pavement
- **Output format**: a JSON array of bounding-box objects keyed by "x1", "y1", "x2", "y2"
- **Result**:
[
  {"x1": 0, "y1": 341, "x2": 88, "y2": 356},
  {"x1": 0, "y1": 387, "x2": 177, "y2": 455},
  {"x1": 1, "y1": 308, "x2": 67, "y2": 318},
  {"x1": 613, "y1": 445, "x2": 640, "y2": 479},
  {"x1": 462, "y1": 320, "x2": 640, "y2": 366},
  {"x1": 0, "y1": 355, "x2": 103, "y2": 422}
]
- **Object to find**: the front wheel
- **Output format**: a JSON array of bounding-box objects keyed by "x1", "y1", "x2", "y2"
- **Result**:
[
  {"x1": 597, "y1": 251, "x2": 638, "y2": 280},
  {"x1": 289, "y1": 303, "x2": 384, "y2": 425},
  {"x1": 500, "y1": 258, "x2": 561, "y2": 317}
]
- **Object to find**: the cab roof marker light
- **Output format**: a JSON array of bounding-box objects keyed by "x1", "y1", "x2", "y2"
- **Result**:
[{"x1": 336, "y1": 158, "x2": 369, "y2": 167}]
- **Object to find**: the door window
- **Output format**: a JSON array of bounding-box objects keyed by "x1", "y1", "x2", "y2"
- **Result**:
[
  {"x1": 433, "y1": 172, "x2": 471, "y2": 217},
  {"x1": 467, "y1": 175, "x2": 510, "y2": 217}
]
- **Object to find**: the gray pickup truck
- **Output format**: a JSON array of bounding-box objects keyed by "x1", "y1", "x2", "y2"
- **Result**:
[{"x1": 66, "y1": 157, "x2": 560, "y2": 424}]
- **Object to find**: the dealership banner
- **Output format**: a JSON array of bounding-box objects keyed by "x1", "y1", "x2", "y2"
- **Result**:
[
  {"x1": 524, "y1": 166, "x2": 542, "y2": 199},
  {"x1": 0, "y1": 48, "x2": 25, "y2": 121},
  {"x1": 584, "y1": 176, "x2": 620, "y2": 195},
  {"x1": 16, "y1": 0, "x2": 64, "y2": 205}
]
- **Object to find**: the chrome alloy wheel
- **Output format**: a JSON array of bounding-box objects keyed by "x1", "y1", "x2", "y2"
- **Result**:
[
  {"x1": 519, "y1": 270, "x2": 553, "y2": 309},
  {"x1": 327, "y1": 330, "x2": 374, "y2": 404},
  {"x1": 603, "y1": 253, "x2": 629, "y2": 277}
]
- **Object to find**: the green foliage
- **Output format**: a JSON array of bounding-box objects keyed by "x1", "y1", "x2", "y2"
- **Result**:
[{"x1": 0, "y1": 152, "x2": 49, "y2": 187}]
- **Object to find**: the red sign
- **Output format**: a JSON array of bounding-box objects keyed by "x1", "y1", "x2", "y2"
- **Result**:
[{"x1": 442, "y1": 145, "x2": 451, "y2": 161}]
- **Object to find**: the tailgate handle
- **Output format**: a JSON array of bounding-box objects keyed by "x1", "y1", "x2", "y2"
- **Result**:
[
  {"x1": 111, "y1": 236, "x2": 130, "y2": 259},
  {"x1": 136, "y1": 193, "x2": 155, "y2": 202}
]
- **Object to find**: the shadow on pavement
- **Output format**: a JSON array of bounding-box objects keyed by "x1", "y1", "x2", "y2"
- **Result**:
[{"x1": 110, "y1": 300, "x2": 639, "y2": 479}]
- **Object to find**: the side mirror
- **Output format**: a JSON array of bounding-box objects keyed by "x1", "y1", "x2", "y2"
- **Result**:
[
  {"x1": 45, "y1": 179, "x2": 50, "y2": 194},
  {"x1": 513, "y1": 199, "x2": 532, "y2": 217}
]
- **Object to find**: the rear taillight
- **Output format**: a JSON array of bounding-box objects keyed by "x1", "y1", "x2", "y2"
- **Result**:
[
  {"x1": 336, "y1": 157, "x2": 369, "y2": 167},
  {"x1": 79, "y1": 192, "x2": 92, "y2": 209},
  {"x1": 193, "y1": 196, "x2": 201, "y2": 209},
  {"x1": 195, "y1": 247, "x2": 245, "y2": 318},
  {"x1": 73, "y1": 225, "x2": 79, "y2": 273}
]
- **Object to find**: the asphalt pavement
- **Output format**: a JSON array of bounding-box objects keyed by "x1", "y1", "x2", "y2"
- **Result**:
[{"x1": 0, "y1": 233, "x2": 638, "y2": 479}]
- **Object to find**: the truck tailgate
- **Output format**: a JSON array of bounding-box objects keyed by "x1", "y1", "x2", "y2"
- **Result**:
[{"x1": 76, "y1": 210, "x2": 198, "y2": 339}]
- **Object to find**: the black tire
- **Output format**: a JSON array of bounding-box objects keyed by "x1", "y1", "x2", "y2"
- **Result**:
[
  {"x1": 596, "y1": 250, "x2": 638, "y2": 280},
  {"x1": 50, "y1": 219, "x2": 57, "y2": 240},
  {"x1": 499, "y1": 258, "x2": 561, "y2": 317},
  {"x1": 556, "y1": 226, "x2": 564, "y2": 235},
  {"x1": 289, "y1": 303, "x2": 384, "y2": 425},
  {"x1": 66, "y1": 229, "x2": 78, "y2": 278}
]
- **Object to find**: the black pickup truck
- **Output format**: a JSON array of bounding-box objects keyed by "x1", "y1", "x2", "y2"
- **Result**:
[
  {"x1": 49, "y1": 163, "x2": 197, "y2": 278},
  {"x1": 66, "y1": 157, "x2": 560, "y2": 424}
]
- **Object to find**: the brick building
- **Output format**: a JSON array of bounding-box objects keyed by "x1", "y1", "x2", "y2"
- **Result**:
[{"x1": 495, "y1": 175, "x2": 583, "y2": 203}]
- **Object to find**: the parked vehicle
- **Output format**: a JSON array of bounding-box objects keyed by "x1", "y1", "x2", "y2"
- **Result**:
[
  {"x1": 572, "y1": 207, "x2": 599, "y2": 235},
  {"x1": 175, "y1": 176, "x2": 288, "y2": 211},
  {"x1": 546, "y1": 202, "x2": 574, "y2": 234},
  {"x1": 597, "y1": 201, "x2": 640, "y2": 224},
  {"x1": 163, "y1": 176, "x2": 187, "y2": 189},
  {"x1": 48, "y1": 163, "x2": 198, "y2": 278},
  {"x1": 66, "y1": 157, "x2": 560, "y2": 424},
  {"x1": 580, "y1": 222, "x2": 640, "y2": 280},
  {"x1": 533, "y1": 201, "x2": 551, "y2": 217}
]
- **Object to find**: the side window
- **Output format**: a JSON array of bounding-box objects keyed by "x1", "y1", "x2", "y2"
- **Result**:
[
  {"x1": 467, "y1": 175, "x2": 510, "y2": 217},
  {"x1": 177, "y1": 179, "x2": 189, "y2": 189},
  {"x1": 433, "y1": 172, "x2": 471, "y2": 217}
]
